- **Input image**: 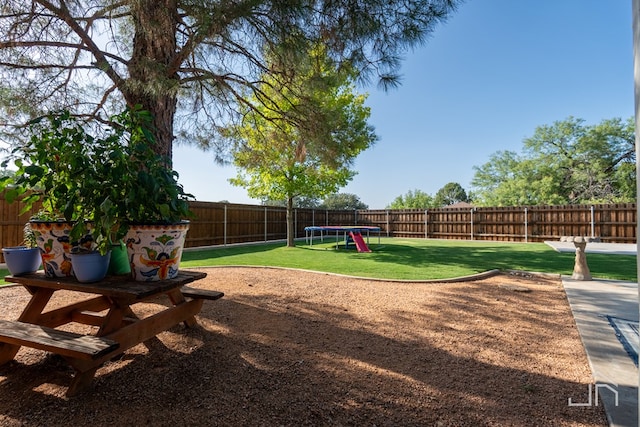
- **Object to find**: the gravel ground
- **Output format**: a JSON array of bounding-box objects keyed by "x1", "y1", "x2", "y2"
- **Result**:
[{"x1": 0, "y1": 267, "x2": 607, "y2": 426}]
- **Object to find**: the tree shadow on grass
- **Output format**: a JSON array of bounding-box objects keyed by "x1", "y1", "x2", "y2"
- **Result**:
[{"x1": 366, "y1": 243, "x2": 568, "y2": 272}]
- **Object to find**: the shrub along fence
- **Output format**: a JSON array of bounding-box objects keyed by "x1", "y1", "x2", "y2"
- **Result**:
[{"x1": 0, "y1": 197, "x2": 636, "y2": 263}]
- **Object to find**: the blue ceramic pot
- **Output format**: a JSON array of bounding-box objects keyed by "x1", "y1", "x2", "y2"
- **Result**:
[
  {"x1": 70, "y1": 251, "x2": 111, "y2": 283},
  {"x1": 2, "y1": 246, "x2": 41, "y2": 276}
]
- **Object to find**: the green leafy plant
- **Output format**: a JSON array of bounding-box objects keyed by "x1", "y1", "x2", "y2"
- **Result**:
[
  {"x1": 21, "y1": 222, "x2": 37, "y2": 248},
  {"x1": 0, "y1": 107, "x2": 193, "y2": 255},
  {"x1": 1, "y1": 110, "x2": 119, "y2": 253},
  {"x1": 107, "y1": 107, "x2": 194, "y2": 225}
]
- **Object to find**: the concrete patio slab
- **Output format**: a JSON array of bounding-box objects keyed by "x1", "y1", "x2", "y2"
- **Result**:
[
  {"x1": 563, "y1": 277, "x2": 638, "y2": 427},
  {"x1": 546, "y1": 241, "x2": 637, "y2": 256}
]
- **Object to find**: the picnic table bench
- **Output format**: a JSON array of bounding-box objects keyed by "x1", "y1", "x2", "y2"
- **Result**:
[{"x1": 0, "y1": 270, "x2": 223, "y2": 396}]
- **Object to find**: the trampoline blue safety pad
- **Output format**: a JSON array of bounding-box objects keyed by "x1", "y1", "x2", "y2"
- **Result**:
[{"x1": 304, "y1": 225, "x2": 381, "y2": 251}]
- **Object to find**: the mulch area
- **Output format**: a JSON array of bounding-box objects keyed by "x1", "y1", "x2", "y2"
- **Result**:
[{"x1": 0, "y1": 267, "x2": 608, "y2": 426}]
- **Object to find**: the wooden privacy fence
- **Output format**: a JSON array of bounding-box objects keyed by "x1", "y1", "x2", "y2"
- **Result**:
[
  {"x1": 0, "y1": 197, "x2": 636, "y2": 262},
  {"x1": 354, "y1": 204, "x2": 636, "y2": 243},
  {"x1": 182, "y1": 202, "x2": 638, "y2": 245},
  {"x1": 186, "y1": 201, "x2": 359, "y2": 247}
]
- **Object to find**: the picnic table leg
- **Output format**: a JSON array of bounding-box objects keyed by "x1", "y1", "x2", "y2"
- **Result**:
[
  {"x1": 0, "y1": 288, "x2": 55, "y2": 365},
  {"x1": 0, "y1": 342, "x2": 19, "y2": 365},
  {"x1": 114, "y1": 305, "x2": 169, "y2": 352},
  {"x1": 57, "y1": 295, "x2": 124, "y2": 396},
  {"x1": 97, "y1": 301, "x2": 128, "y2": 336},
  {"x1": 166, "y1": 288, "x2": 199, "y2": 328},
  {"x1": 18, "y1": 288, "x2": 56, "y2": 322},
  {"x1": 65, "y1": 296, "x2": 205, "y2": 396},
  {"x1": 77, "y1": 298, "x2": 205, "y2": 369},
  {"x1": 66, "y1": 366, "x2": 99, "y2": 397}
]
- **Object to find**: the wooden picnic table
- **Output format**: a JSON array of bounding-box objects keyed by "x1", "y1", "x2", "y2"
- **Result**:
[{"x1": 0, "y1": 270, "x2": 223, "y2": 396}]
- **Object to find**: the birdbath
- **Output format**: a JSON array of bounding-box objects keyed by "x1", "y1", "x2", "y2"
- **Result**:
[{"x1": 566, "y1": 236, "x2": 592, "y2": 281}]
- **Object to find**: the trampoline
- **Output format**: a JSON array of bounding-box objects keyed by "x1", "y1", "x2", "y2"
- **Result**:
[{"x1": 304, "y1": 225, "x2": 381, "y2": 251}]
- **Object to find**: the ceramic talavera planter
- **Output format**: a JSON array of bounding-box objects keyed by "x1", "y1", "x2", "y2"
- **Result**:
[
  {"x1": 29, "y1": 221, "x2": 76, "y2": 278},
  {"x1": 125, "y1": 221, "x2": 189, "y2": 281}
]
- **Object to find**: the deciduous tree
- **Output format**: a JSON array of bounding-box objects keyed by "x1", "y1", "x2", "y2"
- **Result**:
[
  {"x1": 320, "y1": 193, "x2": 368, "y2": 210},
  {"x1": 434, "y1": 182, "x2": 469, "y2": 206},
  {"x1": 226, "y1": 46, "x2": 376, "y2": 246},
  {"x1": 471, "y1": 117, "x2": 635, "y2": 206},
  {"x1": 387, "y1": 189, "x2": 435, "y2": 209}
]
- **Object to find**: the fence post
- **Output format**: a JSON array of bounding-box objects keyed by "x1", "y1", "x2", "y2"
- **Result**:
[
  {"x1": 590, "y1": 205, "x2": 595, "y2": 239},
  {"x1": 264, "y1": 206, "x2": 268, "y2": 242},
  {"x1": 524, "y1": 207, "x2": 528, "y2": 243},
  {"x1": 295, "y1": 209, "x2": 298, "y2": 239},
  {"x1": 386, "y1": 210, "x2": 390, "y2": 237},
  {"x1": 470, "y1": 208, "x2": 474, "y2": 240},
  {"x1": 224, "y1": 204, "x2": 228, "y2": 246},
  {"x1": 425, "y1": 209, "x2": 428, "y2": 239}
]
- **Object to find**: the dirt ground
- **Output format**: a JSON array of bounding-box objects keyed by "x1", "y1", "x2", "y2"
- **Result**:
[{"x1": 0, "y1": 267, "x2": 607, "y2": 426}]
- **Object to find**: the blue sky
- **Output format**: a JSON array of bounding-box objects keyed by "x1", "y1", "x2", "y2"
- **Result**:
[{"x1": 173, "y1": 0, "x2": 634, "y2": 209}]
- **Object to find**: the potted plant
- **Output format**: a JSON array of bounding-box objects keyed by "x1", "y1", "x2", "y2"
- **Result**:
[
  {"x1": 107, "y1": 108, "x2": 194, "y2": 281},
  {"x1": 2, "y1": 222, "x2": 41, "y2": 276},
  {"x1": 1, "y1": 111, "x2": 126, "y2": 279},
  {"x1": 1, "y1": 107, "x2": 193, "y2": 282}
]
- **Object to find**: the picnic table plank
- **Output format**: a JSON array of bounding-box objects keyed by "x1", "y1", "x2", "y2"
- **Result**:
[
  {"x1": 180, "y1": 287, "x2": 224, "y2": 300},
  {"x1": 6, "y1": 270, "x2": 208, "y2": 301},
  {"x1": 0, "y1": 319, "x2": 119, "y2": 360}
]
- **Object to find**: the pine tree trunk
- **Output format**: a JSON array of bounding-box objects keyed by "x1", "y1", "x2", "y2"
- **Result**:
[{"x1": 124, "y1": 0, "x2": 179, "y2": 161}]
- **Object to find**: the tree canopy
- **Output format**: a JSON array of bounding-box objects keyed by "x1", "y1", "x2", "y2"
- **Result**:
[
  {"x1": 387, "y1": 182, "x2": 470, "y2": 209},
  {"x1": 387, "y1": 189, "x2": 435, "y2": 209},
  {"x1": 434, "y1": 182, "x2": 469, "y2": 206},
  {"x1": 320, "y1": 193, "x2": 368, "y2": 210},
  {"x1": 471, "y1": 117, "x2": 635, "y2": 206},
  {"x1": 0, "y1": 0, "x2": 461, "y2": 160},
  {"x1": 262, "y1": 196, "x2": 321, "y2": 209},
  {"x1": 226, "y1": 45, "x2": 376, "y2": 246}
]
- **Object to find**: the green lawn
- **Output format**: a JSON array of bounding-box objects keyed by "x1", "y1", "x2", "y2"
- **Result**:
[
  {"x1": 1, "y1": 238, "x2": 635, "y2": 285},
  {"x1": 180, "y1": 238, "x2": 637, "y2": 281}
]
